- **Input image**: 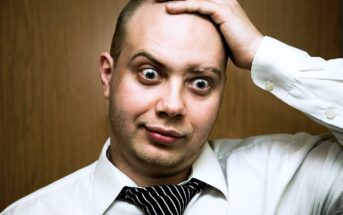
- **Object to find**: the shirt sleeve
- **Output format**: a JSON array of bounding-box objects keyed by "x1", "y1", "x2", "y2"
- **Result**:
[{"x1": 251, "y1": 36, "x2": 343, "y2": 144}]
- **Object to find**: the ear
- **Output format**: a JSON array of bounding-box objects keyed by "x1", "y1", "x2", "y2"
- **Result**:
[{"x1": 99, "y1": 52, "x2": 114, "y2": 99}]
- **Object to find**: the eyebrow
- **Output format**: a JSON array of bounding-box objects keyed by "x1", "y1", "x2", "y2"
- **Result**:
[
  {"x1": 191, "y1": 67, "x2": 223, "y2": 77},
  {"x1": 129, "y1": 51, "x2": 166, "y2": 69},
  {"x1": 129, "y1": 50, "x2": 223, "y2": 77}
]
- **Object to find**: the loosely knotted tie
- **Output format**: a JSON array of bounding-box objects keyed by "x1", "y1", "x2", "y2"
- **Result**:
[{"x1": 117, "y1": 178, "x2": 207, "y2": 215}]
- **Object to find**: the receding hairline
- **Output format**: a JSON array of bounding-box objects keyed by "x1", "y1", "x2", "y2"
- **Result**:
[
  {"x1": 110, "y1": 0, "x2": 174, "y2": 61},
  {"x1": 110, "y1": 0, "x2": 229, "y2": 64}
]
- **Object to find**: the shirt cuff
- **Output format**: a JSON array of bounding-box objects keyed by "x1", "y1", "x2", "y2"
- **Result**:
[{"x1": 251, "y1": 36, "x2": 343, "y2": 130}]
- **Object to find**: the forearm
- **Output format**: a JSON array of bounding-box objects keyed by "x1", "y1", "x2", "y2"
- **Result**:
[{"x1": 252, "y1": 36, "x2": 343, "y2": 142}]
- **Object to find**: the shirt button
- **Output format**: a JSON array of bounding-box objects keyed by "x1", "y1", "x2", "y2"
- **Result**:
[
  {"x1": 265, "y1": 80, "x2": 274, "y2": 91},
  {"x1": 325, "y1": 108, "x2": 336, "y2": 120}
]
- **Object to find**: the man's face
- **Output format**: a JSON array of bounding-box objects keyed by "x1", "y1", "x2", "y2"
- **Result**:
[{"x1": 104, "y1": 3, "x2": 226, "y2": 179}]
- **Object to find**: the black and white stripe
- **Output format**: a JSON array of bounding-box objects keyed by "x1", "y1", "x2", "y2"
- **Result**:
[{"x1": 118, "y1": 178, "x2": 207, "y2": 215}]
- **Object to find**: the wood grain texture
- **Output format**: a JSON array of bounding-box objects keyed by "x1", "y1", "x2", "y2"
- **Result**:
[
  {"x1": 0, "y1": 0, "x2": 341, "y2": 210},
  {"x1": 0, "y1": 0, "x2": 127, "y2": 209},
  {"x1": 211, "y1": 0, "x2": 341, "y2": 138}
]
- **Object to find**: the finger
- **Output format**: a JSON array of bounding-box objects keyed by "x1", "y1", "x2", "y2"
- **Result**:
[
  {"x1": 157, "y1": 0, "x2": 185, "y2": 3},
  {"x1": 165, "y1": 0, "x2": 216, "y2": 16},
  {"x1": 165, "y1": 0, "x2": 227, "y2": 25}
]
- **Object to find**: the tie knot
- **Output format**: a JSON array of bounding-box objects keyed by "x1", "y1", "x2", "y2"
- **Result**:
[{"x1": 118, "y1": 178, "x2": 207, "y2": 215}]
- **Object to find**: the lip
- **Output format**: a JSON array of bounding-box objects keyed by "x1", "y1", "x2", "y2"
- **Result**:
[{"x1": 144, "y1": 126, "x2": 184, "y2": 145}]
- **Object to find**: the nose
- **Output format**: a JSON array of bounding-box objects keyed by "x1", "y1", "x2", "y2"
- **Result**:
[{"x1": 155, "y1": 82, "x2": 186, "y2": 119}]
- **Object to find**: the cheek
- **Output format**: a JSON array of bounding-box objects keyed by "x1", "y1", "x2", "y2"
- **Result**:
[
  {"x1": 111, "y1": 75, "x2": 157, "y2": 118},
  {"x1": 187, "y1": 95, "x2": 222, "y2": 137}
]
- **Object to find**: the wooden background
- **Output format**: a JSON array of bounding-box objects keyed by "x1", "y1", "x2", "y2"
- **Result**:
[{"x1": 0, "y1": 0, "x2": 341, "y2": 210}]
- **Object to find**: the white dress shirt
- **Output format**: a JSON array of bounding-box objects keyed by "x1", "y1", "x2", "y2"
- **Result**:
[{"x1": 2, "y1": 37, "x2": 342, "y2": 215}]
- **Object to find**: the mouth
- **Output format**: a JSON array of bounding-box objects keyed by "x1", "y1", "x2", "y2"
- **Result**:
[{"x1": 144, "y1": 125, "x2": 185, "y2": 145}]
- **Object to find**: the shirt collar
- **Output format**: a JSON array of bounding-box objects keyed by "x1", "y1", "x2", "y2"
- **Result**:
[
  {"x1": 94, "y1": 139, "x2": 136, "y2": 214},
  {"x1": 94, "y1": 139, "x2": 228, "y2": 214},
  {"x1": 189, "y1": 143, "x2": 229, "y2": 199}
]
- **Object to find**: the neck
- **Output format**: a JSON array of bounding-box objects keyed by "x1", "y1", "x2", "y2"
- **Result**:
[
  {"x1": 108, "y1": 144, "x2": 193, "y2": 187},
  {"x1": 127, "y1": 168, "x2": 191, "y2": 187}
]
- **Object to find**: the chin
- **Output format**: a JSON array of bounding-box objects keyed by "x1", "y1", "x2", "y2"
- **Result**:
[{"x1": 134, "y1": 145, "x2": 187, "y2": 169}]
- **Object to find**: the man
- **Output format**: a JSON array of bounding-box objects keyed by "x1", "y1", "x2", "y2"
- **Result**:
[{"x1": 2, "y1": 0, "x2": 342, "y2": 214}]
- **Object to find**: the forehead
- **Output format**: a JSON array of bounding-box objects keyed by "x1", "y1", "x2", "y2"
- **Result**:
[{"x1": 123, "y1": 2, "x2": 226, "y2": 67}]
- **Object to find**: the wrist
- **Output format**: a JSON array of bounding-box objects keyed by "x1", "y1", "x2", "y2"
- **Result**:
[{"x1": 245, "y1": 33, "x2": 264, "y2": 69}]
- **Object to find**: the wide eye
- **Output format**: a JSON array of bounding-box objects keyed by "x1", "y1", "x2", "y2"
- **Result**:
[
  {"x1": 192, "y1": 78, "x2": 210, "y2": 90},
  {"x1": 138, "y1": 68, "x2": 161, "y2": 85},
  {"x1": 189, "y1": 78, "x2": 212, "y2": 95},
  {"x1": 142, "y1": 68, "x2": 159, "y2": 80}
]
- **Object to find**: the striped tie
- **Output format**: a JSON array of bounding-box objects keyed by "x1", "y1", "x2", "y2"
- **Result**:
[{"x1": 117, "y1": 178, "x2": 207, "y2": 215}]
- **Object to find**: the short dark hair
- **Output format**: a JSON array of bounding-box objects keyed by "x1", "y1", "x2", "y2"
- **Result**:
[
  {"x1": 110, "y1": 0, "x2": 145, "y2": 61},
  {"x1": 110, "y1": 0, "x2": 229, "y2": 65},
  {"x1": 110, "y1": 1, "x2": 174, "y2": 61}
]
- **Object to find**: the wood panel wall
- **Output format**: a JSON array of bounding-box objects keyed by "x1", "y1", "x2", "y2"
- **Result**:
[{"x1": 0, "y1": 0, "x2": 341, "y2": 210}]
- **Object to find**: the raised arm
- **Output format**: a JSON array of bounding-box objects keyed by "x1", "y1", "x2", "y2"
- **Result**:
[{"x1": 165, "y1": 0, "x2": 343, "y2": 144}]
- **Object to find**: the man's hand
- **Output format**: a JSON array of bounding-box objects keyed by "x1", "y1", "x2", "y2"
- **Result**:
[{"x1": 165, "y1": 0, "x2": 263, "y2": 69}]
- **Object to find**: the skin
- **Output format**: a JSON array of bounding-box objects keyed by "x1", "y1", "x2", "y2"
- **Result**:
[
  {"x1": 165, "y1": 0, "x2": 263, "y2": 69},
  {"x1": 100, "y1": 2, "x2": 227, "y2": 187}
]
